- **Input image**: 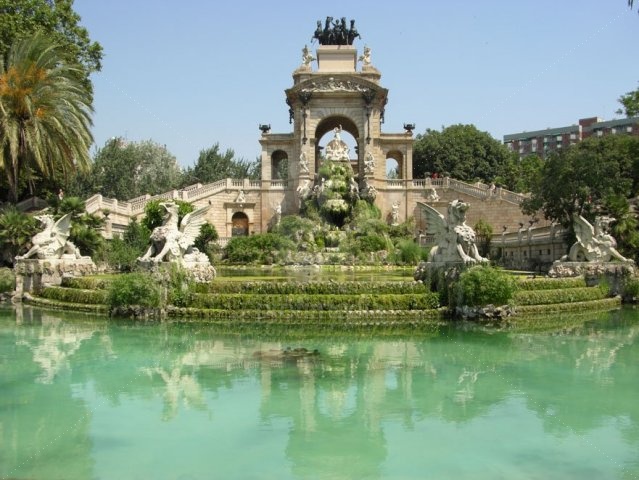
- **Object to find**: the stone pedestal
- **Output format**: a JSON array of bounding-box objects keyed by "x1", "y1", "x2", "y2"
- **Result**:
[
  {"x1": 137, "y1": 259, "x2": 216, "y2": 284},
  {"x1": 548, "y1": 261, "x2": 635, "y2": 295},
  {"x1": 14, "y1": 258, "x2": 97, "y2": 300},
  {"x1": 316, "y1": 45, "x2": 357, "y2": 72}
]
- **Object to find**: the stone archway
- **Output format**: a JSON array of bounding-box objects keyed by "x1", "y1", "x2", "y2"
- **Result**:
[
  {"x1": 271, "y1": 150, "x2": 288, "y2": 180},
  {"x1": 231, "y1": 212, "x2": 249, "y2": 236},
  {"x1": 315, "y1": 115, "x2": 360, "y2": 174},
  {"x1": 386, "y1": 150, "x2": 403, "y2": 179}
]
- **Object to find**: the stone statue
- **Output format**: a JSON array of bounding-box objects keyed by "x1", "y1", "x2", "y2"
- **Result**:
[
  {"x1": 561, "y1": 214, "x2": 632, "y2": 263},
  {"x1": 138, "y1": 202, "x2": 210, "y2": 264},
  {"x1": 358, "y1": 45, "x2": 371, "y2": 65},
  {"x1": 296, "y1": 179, "x2": 312, "y2": 206},
  {"x1": 425, "y1": 186, "x2": 439, "y2": 202},
  {"x1": 364, "y1": 151, "x2": 375, "y2": 175},
  {"x1": 299, "y1": 150, "x2": 310, "y2": 174},
  {"x1": 391, "y1": 202, "x2": 400, "y2": 226},
  {"x1": 274, "y1": 204, "x2": 282, "y2": 226},
  {"x1": 301, "y1": 45, "x2": 315, "y2": 67},
  {"x1": 349, "y1": 176, "x2": 360, "y2": 200},
  {"x1": 17, "y1": 214, "x2": 84, "y2": 260},
  {"x1": 235, "y1": 189, "x2": 246, "y2": 203},
  {"x1": 420, "y1": 200, "x2": 488, "y2": 264},
  {"x1": 324, "y1": 126, "x2": 350, "y2": 162}
]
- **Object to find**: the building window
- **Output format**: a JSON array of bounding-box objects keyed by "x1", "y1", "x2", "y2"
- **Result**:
[
  {"x1": 570, "y1": 133, "x2": 577, "y2": 140},
  {"x1": 597, "y1": 130, "x2": 603, "y2": 137},
  {"x1": 611, "y1": 128, "x2": 617, "y2": 134},
  {"x1": 556, "y1": 135, "x2": 562, "y2": 142},
  {"x1": 627, "y1": 126, "x2": 633, "y2": 133}
]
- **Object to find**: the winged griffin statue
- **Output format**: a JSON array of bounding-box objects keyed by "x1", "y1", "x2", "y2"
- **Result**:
[
  {"x1": 17, "y1": 213, "x2": 84, "y2": 260},
  {"x1": 419, "y1": 200, "x2": 488, "y2": 264},
  {"x1": 138, "y1": 202, "x2": 210, "y2": 264},
  {"x1": 562, "y1": 214, "x2": 632, "y2": 263}
]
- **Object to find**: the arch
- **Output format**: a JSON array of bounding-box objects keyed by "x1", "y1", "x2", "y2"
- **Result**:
[
  {"x1": 386, "y1": 150, "x2": 404, "y2": 179},
  {"x1": 271, "y1": 150, "x2": 288, "y2": 180},
  {"x1": 231, "y1": 212, "x2": 249, "y2": 237},
  {"x1": 315, "y1": 115, "x2": 359, "y2": 141},
  {"x1": 315, "y1": 115, "x2": 360, "y2": 174}
]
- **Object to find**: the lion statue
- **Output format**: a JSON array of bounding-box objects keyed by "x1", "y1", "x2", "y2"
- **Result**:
[
  {"x1": 17, "y1": 213, "x2": 84, "y2": 260},
  {"x1": 419, "y1": 200, "x2": 488, "y2": 264}
]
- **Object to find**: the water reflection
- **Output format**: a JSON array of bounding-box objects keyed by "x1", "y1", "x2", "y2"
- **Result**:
[{"x1": 0, "y1": 306, "x2": 638, "y2": 479}]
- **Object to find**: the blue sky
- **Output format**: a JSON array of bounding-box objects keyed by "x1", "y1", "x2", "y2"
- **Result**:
[{"x1": 74, "y1": 0, "x2": 639, "y2": 168}]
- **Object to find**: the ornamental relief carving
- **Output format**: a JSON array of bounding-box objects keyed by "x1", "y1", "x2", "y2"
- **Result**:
[{"x1": 300, "y1": 77, "x2": 372, "y2": 94}]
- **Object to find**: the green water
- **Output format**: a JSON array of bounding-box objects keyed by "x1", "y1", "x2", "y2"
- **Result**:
[{"x1": 1, "y1": 306, "x2": 638, "y2": 480}]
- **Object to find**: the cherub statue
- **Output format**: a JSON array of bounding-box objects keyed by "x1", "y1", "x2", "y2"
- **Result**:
[
  {"x1": 17, "y1": 213, "x2": 83, "y2": 260},
  {"x1": 419, "y1": 200, "x2": 488, "y2": 264},
  {"x1": 138, "y1": 202, "x2": 210, "y2": 264},
  {"x1": 562, "y1": 214, "x2": 632, "y2": 263}
]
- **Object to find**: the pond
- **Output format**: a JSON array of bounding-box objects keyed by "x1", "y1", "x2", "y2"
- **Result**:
[{"x1": 1, "y1": 305, "x2": 638, "y2": 480}]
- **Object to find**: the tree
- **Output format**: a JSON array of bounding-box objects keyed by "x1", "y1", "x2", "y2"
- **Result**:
[
  {"x1": 0, "y1": 0, "x2": 102, "y2": 76},
  {"x1": 494, "y1": 154, "x2": 544, "y2": 193},
  {"x1": 523, "y1": 135, "x2": 639, "y2": 229},
  {"x1": 412, "y1": 124, "x2": 515, "y2": 183},
  {"x1": 616, "y1": 82, "x2": 639, "y2": 117},
  {"x1": 0, "y1": 34, "x2": 93, "y2": 203},
  {"x1": 181, "y1": 143, "x2": 259, "y2": 185},
  {"x1": 85, "y1": 138, "x2": 183, "y2": 200},
  {"x1": 0, "y1": 206, "x2": 37, "y2": 266}
]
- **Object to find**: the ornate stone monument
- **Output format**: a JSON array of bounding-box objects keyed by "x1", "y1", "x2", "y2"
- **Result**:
[
  {"x1": 14, "y1": 213, "x2": 96, "y2": 299},
  {"x1": 137, "y1": 202, "x2": 216, "y2": 282}
]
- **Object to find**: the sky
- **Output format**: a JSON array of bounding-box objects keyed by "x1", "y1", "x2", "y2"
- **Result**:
[{"x1": 74, "y1": 0, "x2": 639, "y2": 168}]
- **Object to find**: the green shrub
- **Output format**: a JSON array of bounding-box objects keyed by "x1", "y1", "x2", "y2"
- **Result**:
[
  {"x1": 166, "y1": 264, "x2": 196, "y2": 308},
  {"x1": 194, "y1": 222, "x2": 219, "y2": 253},
  {"x1": 451, "y1": 265, "x2": 518, "y2": 308},
  {"x1": 355, "y1": 234, "x2": 388, "y2": 253},
  {"x1": 107, "y1": 273, "x2": 162, "y2": 308},
  {"x1": 224, "y1": 233, "x2": 294, "y2": 264},
  {"x1": 622, "y1": 277, "x2": 639, "y2": 300},
  {"x1": 0, "y1": 268, "x2": 15, "y2": 293},
  {"x1": 394, "y1": 239, "x2": 428, "y2": 264}
]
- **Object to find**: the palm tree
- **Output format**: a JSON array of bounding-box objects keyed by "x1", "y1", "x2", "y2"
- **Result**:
[
  {"x1": 0, "y1": 34, "x2": 93, "y2": 203},
  {"x1": 0, "y1": 206, "x2": 37, "y2": 265}
]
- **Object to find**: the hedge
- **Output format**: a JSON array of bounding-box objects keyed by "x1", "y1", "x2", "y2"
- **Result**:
[
  {"x1": 517, "y1": 277, "x2": 587, "y2": 291},
  {"x1": 514, "y1": 297, "x2": 621, "y2": 315},
  {"x1": 513, "y1": 286, "x2": 606, "y2": 306},
  {"x1": 61, "y1": 276, "x2": 111, "y2": 290},
  {"x1": 40, "y1": 286, "x2": 108, "y2": 305},
  {"x1": 188, "y1": 292, "x2": 440, "y2": 311},
  {"x1": 195, "y1": 281, "x2": 429, "y2": 295}
]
